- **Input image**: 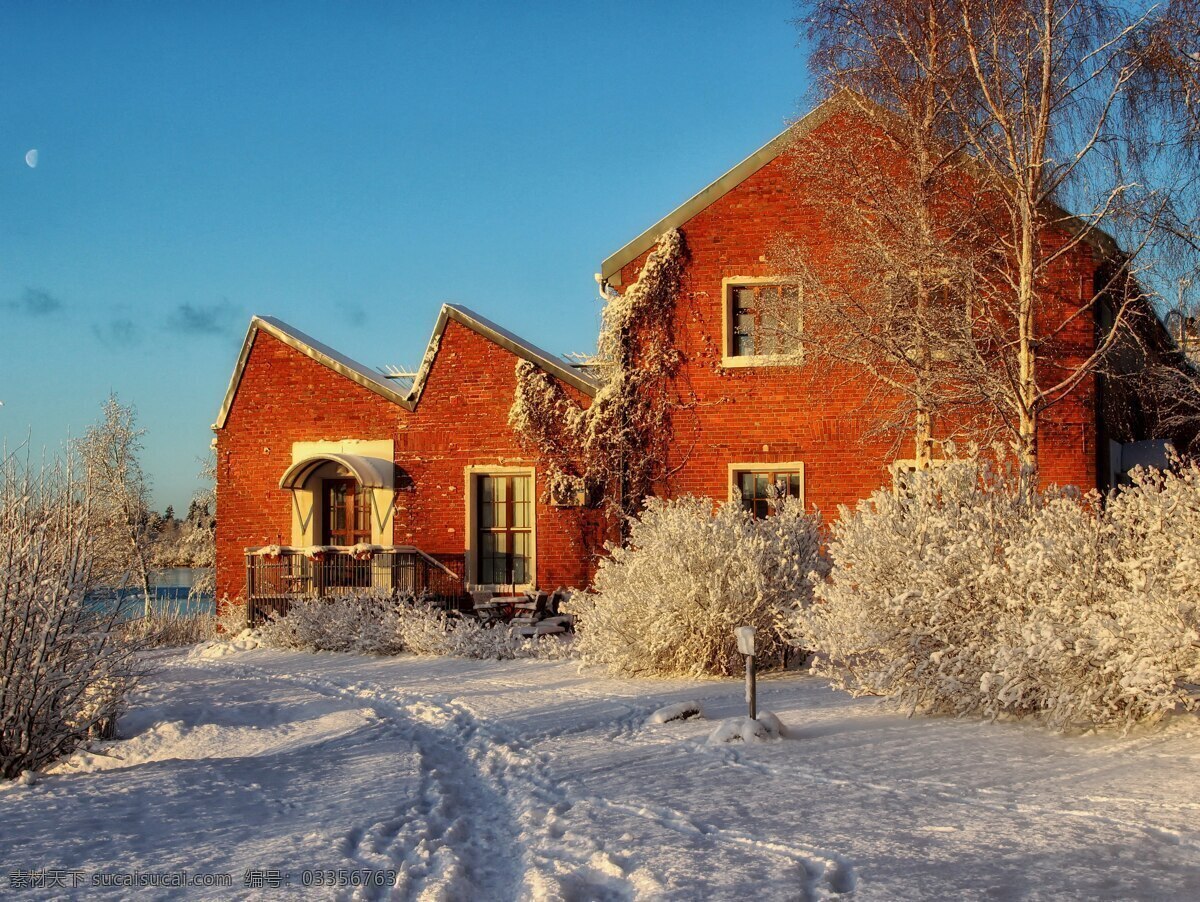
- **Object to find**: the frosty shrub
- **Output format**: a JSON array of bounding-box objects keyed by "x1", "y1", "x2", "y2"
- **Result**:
[
  {"x1": 120, "y1": 603, "x2": 218, "y2": 649},
  {"x1": 258, "y1": 592, "x2": 557, "y2": 660},
  {"x1": 572, "y1": 495, "x2": 825, "y2": 678},
  {"x1": 999, "y1": 465, "x2": 1200, "y2": 729},
  {"x1": 806, "y1": 458, "x2": 1200, "y2": 730},
  {"x1": 0, "y1": 456, "x2": 145, "y2": 779},
  {"x1": 803, "y1": 459, "x2": 1029, "y2": 717},
  {"x1": 257, "y1": 593, "x2": 407, "y2": 655},
  {"x1": 215, "y1": 598, "x2": 248, "y2": 637}
]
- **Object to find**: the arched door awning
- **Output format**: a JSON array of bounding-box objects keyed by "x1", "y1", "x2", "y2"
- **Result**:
[{"x1": 278, "y1": 453, "x2": 394, "y2": 490}]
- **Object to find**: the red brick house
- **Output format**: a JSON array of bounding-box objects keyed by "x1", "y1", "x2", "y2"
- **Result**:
[
  {"x1": 212, "y1": 306, "x2": 605, "y2": 611},
  {"x1": 213, "y1": 95, "x2": 1166, "y2": 611}
]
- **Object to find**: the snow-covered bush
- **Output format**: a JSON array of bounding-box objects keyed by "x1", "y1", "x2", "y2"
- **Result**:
[
  {"x1": 572, "y1": 495, "x2": 825, "y2": 678},
  {"x1": 803, "y1": 459, "x2": 1027, "y2": 716},
  {"x1": 0, "y1": 456, "x2": 144, "y2": 779},
  {"x1": 215, "y1": 597, "x2": 248, "y2": 636},
  {"x1": 257, "y1": 592, "x2": 563, "y2": 660},
  {"x1": 258, "y1": 593, "x2": 407, "y2": 655},
  {"x1": 806, "y1": 457, "x2": 1200, "y2": 730},
  {"x1": 996, "y1": 466, "x2": 1200, "y2": 729},
  {"x1": 120, "y1": 603, "x2": 219, "y2": 648}
]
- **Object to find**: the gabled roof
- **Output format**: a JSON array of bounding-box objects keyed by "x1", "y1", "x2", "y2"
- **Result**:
[
  {"x1": 599, "y1": 91, "x2": 1120, "y2": 285},
  {"x1": 213, "y1": 303, "x2": 598, "y2": 430},
  {"x1": 600, "y1": 93, "x2": 857, "y2": 285}
]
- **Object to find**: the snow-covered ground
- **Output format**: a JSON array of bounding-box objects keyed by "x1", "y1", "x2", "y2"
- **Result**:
[{"x1": 4, "y1": 647, "x2": 1200, "y2": 900}]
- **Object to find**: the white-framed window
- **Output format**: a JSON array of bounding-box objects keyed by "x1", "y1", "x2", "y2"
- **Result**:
[
  {"x1": 464, "y1": 466, "x2": 536, "y2": 590},
  {"x1": 721, "y1": 277, "x2": 802, "y2": 367},
  {"x1": 728, "y1": 462, "x2": 806, "y2": 517}
]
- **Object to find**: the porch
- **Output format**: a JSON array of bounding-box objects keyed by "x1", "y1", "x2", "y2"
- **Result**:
[{"x1": 245, "y1": 545, "x2": 467, "y2": 623}]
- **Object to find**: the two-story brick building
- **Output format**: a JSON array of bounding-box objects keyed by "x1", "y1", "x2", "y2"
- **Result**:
[{"x1": 212, "y1": 95, "x2": 1163, "y2": 610}]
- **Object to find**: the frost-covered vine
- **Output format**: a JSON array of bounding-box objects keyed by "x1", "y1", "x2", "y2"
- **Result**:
[{"x1": 509, "y1": 229, "x2": 685, "y2": 515}]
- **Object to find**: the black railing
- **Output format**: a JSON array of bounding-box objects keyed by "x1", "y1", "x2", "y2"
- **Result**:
[{"x1": 245, "y1": 546, "x2": 466, "y2": 624}]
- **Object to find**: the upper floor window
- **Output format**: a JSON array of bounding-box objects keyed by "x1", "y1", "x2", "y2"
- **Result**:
[
  {"x1": 733, "y1": 467, "x2": 804, "y2": 518},
  {"x1": 723, "y1": 278, "x2": 801, "y2": 364}
]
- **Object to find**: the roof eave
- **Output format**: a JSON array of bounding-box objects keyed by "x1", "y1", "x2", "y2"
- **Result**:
[
  {"x1": 599, "y1": 93, "x2": 854, "y2": 285},
  {"x1": 213, "y1": 305, "x2": 598, "y2": 431}
]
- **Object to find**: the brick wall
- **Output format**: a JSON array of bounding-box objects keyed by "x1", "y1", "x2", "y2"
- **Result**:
[
  {"x1": 616, "y1": 108, "x2": 1101, "y2": 518},
  {"x1": 214, "y1": 320, "x2": 600, "y2": 602}
]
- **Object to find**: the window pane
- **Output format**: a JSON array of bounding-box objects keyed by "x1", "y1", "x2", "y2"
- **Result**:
[
  {"x1": 788, "y1": 473, "x2": 801, "y2": 498},
  {"x1": 733, "y1": 287, "x2": 755, "y2": 312},
  {"x1": 754, "y1": 499, "x2": 769, "y2": 519},
  {"x1": 734, "y1": 333, "x2": 755, "y2": 356},
  {"x1": 754, "y1": 474, "x2": 768, "y2": 498},
  {"x1": 512, "y1": 532, "x2": 529, "y2": 584},
  {"x1": 512, "y1": 476, "x2": 531, "y2": 527}
]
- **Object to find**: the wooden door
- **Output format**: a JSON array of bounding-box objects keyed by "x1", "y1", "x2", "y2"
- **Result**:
[{"x1": 322, "y1": 479, "x2": 371, "y2": 546}]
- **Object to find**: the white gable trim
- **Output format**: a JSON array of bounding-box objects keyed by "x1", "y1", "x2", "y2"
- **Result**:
[{"x1": 213, "y1": 304, "x2": 598, "y2": 430}]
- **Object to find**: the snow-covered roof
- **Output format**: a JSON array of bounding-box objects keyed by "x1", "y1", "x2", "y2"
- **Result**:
[{"x1": 213, "y1": 304, "x2": 597, "y2": 430}]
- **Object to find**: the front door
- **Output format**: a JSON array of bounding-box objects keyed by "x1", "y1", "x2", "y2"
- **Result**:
[{"x1": 322, "y1": 479, "x2": 371, "y2": 546}]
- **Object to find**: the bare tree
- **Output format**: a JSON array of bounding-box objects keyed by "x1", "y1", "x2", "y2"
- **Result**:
[
  {"x1": 0, "y1": 453, "x2": 144, "y2": 779},
  {"x1": 75, "y1": 395, "x2": 156, "y2": 616},
  {"x1": 787, "y1": 0, "x2": 1190, "y2": 476},
  {"x1": 182, "y1": 453, "x2": 216, "y2": 602},
  {"x1": 944, "y1": 0, "x2": 1171, "y2": 470},
  {"x1": 771, "y1": 0, "x2": 992, "y2": 467}
]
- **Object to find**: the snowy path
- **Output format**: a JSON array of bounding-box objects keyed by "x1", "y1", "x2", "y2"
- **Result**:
[{"x1": 3, "y1": 648, "x2": 1200, "y2": 899}]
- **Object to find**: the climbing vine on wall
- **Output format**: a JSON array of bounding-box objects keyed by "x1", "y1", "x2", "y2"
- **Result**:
[{"x1": 508, "y1": 229, "x2": 686, "y2": 518}]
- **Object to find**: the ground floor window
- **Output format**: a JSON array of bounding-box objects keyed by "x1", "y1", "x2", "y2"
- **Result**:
[
  {"x1": 322, "y1": 478, "x2": 371, "y2": 545},
  {"x1": 476, "y1": 473, "x2": 532, "y2": 585},
  {"x1": 734, "y1": 468, "x2": 803, "y2": 518}
]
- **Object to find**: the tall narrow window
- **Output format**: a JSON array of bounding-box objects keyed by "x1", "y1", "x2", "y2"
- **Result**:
[
  {"x1": 476, "y1": 474, "x2": 532, "y2": 585},
  {"x1": 735, "y1": 469, "x2": 802, "y2": 518},
  {"x1": 729, "y1": 283, "x2": 800, "y2": 357},
  {"x1": 322, "y1": 479, "x2": 371, "y2": 545}
]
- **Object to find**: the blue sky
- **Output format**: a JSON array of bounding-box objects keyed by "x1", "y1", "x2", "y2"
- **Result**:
[{"x1": 0, "y1": 1, "x2": 810, "y2": 511}]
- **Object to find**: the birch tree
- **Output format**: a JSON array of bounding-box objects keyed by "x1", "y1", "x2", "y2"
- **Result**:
[
  {"x1": 943, "y1": 0, "x2": 1170, "y2": 471},
  {"x1": 771, "y1": 0, "x2": 992, "y2": 467},
  {"x1": 790, "y1": 0, "x2": 1190, "y2": 476},
  {"x1": 75, "y1": 395, "x2": 156, "y2": 616}
]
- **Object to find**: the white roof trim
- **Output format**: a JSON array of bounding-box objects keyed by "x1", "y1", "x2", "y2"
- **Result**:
[
  {"x1": 599, "y1": 90, "x2": 1119, "y2": 284},
  {"x1": 600, "y1": 93, "x2": 854, "y2": 284},
  {"x1": 213, "y1": 304, "x2": 598, "y2": 430},
  {"x1": 279, "y1": 453, "x2": 394, "y2": 490},
  {"x1": 418, "y1": 305, "x2": 600, "y2": 400}
]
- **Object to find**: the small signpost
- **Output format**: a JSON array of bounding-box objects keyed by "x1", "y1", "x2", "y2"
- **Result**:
[{"x1": 735, "y1": 625, "x2": 757, "y2": 720}]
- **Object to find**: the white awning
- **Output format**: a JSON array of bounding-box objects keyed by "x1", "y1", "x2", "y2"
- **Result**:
[{"x1": 278, "y1": 453, "x2": 394, "y2": 490}]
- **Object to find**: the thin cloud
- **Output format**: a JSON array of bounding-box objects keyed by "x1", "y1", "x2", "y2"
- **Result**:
[
  {"x1": 167, "y1": 300, "x2": 239, "y2": 337},
  {"x1": 92, "y1": 318, "x2": 140, "y2": 347},
  {"x1": 346, "y1": 303, "x2": 368, "y2": 327},
  {"x1": 6, "y1": 287, "x2": 63, "y2": 316}
]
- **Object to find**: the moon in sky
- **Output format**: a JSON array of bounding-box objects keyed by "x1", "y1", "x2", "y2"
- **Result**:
[{"x1": 24, "y1": 149, "x2": 38, "y2": 168}]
